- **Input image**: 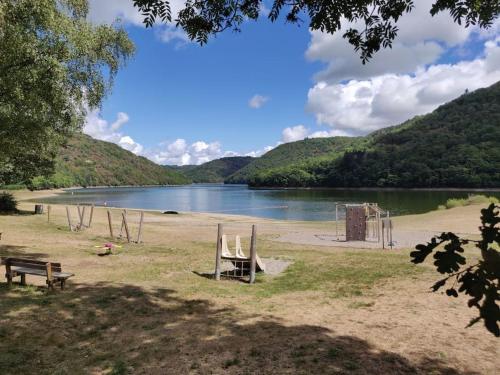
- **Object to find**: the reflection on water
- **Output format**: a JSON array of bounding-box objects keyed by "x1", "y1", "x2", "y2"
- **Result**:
[{"x1": 38, "y1": 184, "x2": 500, "y2": 221}]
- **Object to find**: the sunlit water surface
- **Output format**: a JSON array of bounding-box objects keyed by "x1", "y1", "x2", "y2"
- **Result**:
[{"x1": 38, "y1": 184, "x2": 500, "y2": 221}]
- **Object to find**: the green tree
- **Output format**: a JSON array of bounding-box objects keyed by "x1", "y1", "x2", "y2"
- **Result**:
[
  {"x1": 133, "y1": 0, "x2": 500, "y2": 61},
  {"x1": 0, "y1": 0, "x2": 134, "y2": 185},
  {"x1": 411, "y1": 204, "x2": 500, "y2": 337}
]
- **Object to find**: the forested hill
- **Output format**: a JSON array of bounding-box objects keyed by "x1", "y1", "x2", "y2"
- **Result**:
[
  {"x1": 225, "y1": 137, "x2": 366, "y2": 184},
  {"x1": 167, "y1": 156, "x2": 254, "y2": 183},
  {"x1": 29, "y1": 134, "x2": 191, "y2": 189},
  {"x1": 246, "y1": 81, "x2": 500, "y2": 188}
]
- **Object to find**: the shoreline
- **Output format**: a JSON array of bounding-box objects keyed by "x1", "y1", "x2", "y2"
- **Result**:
[{"x1": 247, "y1": 185, "x2": 500, "y2": 192}]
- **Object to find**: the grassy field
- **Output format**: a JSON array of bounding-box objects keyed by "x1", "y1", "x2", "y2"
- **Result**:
[{"x1": 0, "y1": 192, "x2": 498, "y2": 374}]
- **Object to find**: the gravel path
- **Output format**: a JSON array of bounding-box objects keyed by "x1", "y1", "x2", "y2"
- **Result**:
[{"x1": 273, "y1": 229, "x2": 445, "y2": 249}]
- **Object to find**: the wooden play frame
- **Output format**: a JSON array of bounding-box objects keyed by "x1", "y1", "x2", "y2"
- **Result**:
[{"x1": 106, "y1": 209, "x2": 145, "y2": 244}]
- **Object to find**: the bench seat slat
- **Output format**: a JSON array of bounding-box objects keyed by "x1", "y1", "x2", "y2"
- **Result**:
[{"x1": 10, "y1": 266, "x2": 74, "y2": 279}]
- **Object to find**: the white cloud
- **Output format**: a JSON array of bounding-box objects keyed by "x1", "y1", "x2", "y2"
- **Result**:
[
  {"x1": 146, "y1": 139, "x2": 231, "y2": 165},
  {"x1": 305, "y1": 0, "x2": 476, "y2": 83},
  {"x1": 245, "y1": 145, "x2": 276, "y2": 158},
  {"x1": 307, "y1": 37, "x2": 500, "y2": 135},
  {"x1": 84, "y1": 109, "x2": 144, "y2": 155},
  {"x1": 248, "y1": 94, "x2": 270, "y2": 109},
  {"x1": 87, "y1": 0, "x2": 189, "y2": 44},
  {"x1": 281, "y1": 125, "x2": 349, "y2": 143},
  {"x1": 281, "y1": 125, "x2": 309, "y2": 143},
  {"x1": 87, "y1": 0, "x2": 143, "y2": 26}
]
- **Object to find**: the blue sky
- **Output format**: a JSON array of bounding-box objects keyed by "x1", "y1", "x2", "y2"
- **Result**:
[
  {"x1": 101, "y1": 21, "x2": 318, "y2": 153},
  {"x1": 84, "y1": 0, "x2": 500, "y2": 165}
]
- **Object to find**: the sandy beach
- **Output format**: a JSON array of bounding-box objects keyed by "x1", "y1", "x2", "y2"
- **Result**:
[{"x1": 0, "y1": 190, "x2": 497, "y2": 374}]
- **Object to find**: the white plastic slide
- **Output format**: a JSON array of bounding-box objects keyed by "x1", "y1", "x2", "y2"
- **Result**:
[{"x1": 221, "y1": 234, "x2": 233, "y2": 257}]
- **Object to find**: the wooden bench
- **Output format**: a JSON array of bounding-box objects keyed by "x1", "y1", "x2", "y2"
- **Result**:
[{"x1": 1, "y1": 257, "x2": 74, "y2": 290}]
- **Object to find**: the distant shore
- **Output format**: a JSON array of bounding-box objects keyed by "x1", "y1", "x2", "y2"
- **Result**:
[{"x1": 248, "y1": 185, "x2": 500, "y2": 192}]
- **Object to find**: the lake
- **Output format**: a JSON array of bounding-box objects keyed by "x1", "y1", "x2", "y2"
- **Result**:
[{"x1": 38, "y1": 185, "x2": 500, "y2": 221}]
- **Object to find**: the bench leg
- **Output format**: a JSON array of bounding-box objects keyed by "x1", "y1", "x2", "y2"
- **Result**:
[
  {"x1": 46, "y1": 280, "x2": 54, "y2": 291},
  {"x1": 60, "y1": 279, "x2": 65, "y2": 290},
  {"x1": 20, "y1": 274, "x2": 26, "y2": 286},
  {"x1": 6, "y1": 274, "x2": 12, "y2": 288}
]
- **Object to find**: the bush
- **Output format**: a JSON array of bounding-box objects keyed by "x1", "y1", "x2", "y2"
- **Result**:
[
  {"x1": 0, "y1": 192, "x2": 18, "y2": 213},
  {"x1": 444, "y1": 195, "x2": 499, "y2": 209},
  {"x1": 445, "y1": 198, "x2": 467, "y2": 209},
  {"x1": 467, "y1": 195, "x2": 499, "y2": 205}
]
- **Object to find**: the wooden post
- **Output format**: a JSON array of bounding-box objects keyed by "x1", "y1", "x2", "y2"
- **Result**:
[
  {"x1": 382, "y1": 220, "x2": 385, "y2": 250},
  {"x1": 122, "y1": 212, "x2": 131, "y2": 243},
  {"x1": 215, "y1": 224, "x2": 223, "y2": 281},
  {"x1": 66, "y1": 206, "x2": 73, "y2": 232},
  {"x1": 389, "y1": 219, "x2": 393, "y2": 250},
  {"x1": 335, "y1": 205, "x2": 338, "y2": 239},
  {"x1": 77, "y1": 205, "x2": 83, "y2": 223},
  {"x1": 88, "y1": 204, "x2": 94, "y2": 228},
  {"x1": 5, "y1": 261, "x2": 12, "y2": 288},
  {"x1": 45, "y1": 262, "x2": 53, "y2": 290},
  {"x1": 136, "y1": 211, "x2": 144, "y2": 243},
  {"x1": 119, "y1": 209, "x2": 127, "y2": 237},
  {"x1": 47, "y1": 205, "x2": 51, "y2": 223},
  {"x1": 249, "y1": 225, "x2": 257, "y2": 284},
  {"x1": 79, "y1": 206, "x2": 86, "y2": 229},
  {"x1": 107, "y1": 210, "x2": 114, "y2": 238}
]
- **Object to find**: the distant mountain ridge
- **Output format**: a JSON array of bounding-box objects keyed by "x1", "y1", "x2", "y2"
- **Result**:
[
  {"x1": 225, "y1": 137, "x2": 366, "y2": 184},
  {"x1": 30, "y1": 134, "x2": 190, "y2": 189},
  {"x1": 35, "y1": 82, "x2": 500, "y2": 189},
  {"x1": 246, "y1": 81, "x2": 500, "y2": 188},
  {"x1": 166, "y1": 156, "x2": 254, "y2": 183}
]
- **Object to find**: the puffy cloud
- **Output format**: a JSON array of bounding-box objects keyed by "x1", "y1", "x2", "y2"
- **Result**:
[
  {"x1": 281, "y1": 125, "x2": 309, "y2": 143},
  {"x1": 147, "y1": 139, "x2": 234, "y2": 165},
  {"x1": 245, "y1": 145, "x2": 276, "y2": 158},
  {"x1": 87, "y1": 0, "x2": 143, "y2": 26},
  {"x1": 87, "y1": 0, "x2": 189, "y2": 44},
  {"x1": 84, "y1": 109, "x2": 144, "y2": 155},
  {"x1": 305, "y1": 0, "x2": 475, "y2": 83},
  {"x1": 307, "y1": 37, "x2": 500, "y2": 135},
  {"x1": 248, "y1": 94, "x2": 270, "y2": 109},
  {"x1": 281, "y1": 125, "x2": 349, "y2": 143}
]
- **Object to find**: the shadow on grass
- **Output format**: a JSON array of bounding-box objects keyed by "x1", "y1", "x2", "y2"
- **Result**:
[
  {"x1": 0, "y1": 282, "x2": 476, "y2": 375},
  {"x1": 0, "y1": 244, "x2": 48, "y2": 259},
  {"x1": 0, "y1": 209, "x2": 37, "y2": 216},
  {"x1": 192, "y1": 270, "x2": 253, "y2": 284}
]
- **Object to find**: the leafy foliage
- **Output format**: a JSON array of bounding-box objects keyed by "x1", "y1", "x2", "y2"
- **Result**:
[
  {"x1": 226, "y1": 137, "x2": 366, "y2": 184},
  {"x1": 0, "y1": 191, "x2": 17, "y2": 213},
  {"x1": 0, "y1": 0, "x2": 134, "y2": 185},
  {"x1": 168, "y1": 156, "x2": 254, "y2": 183},
  {"x1": 247, "y1": 82, "x2": 500, "y2": 188},
  {"x1": 28, "y1": 134, "x2": 190, "y2": 189},
  {"x1": 410, "y1": 204, "x2": 500, "y2": 337},
  {"x1": 133, "y1": 0, "x2": 500, "y2": 62}
]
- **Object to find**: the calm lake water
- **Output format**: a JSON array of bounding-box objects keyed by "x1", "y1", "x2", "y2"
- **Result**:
[{"x1": 38, "y1": 185, "x2": 500, "y2": 221}]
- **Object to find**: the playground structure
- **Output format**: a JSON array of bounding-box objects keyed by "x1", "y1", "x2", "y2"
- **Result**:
[
  {"x1": 335, "y1": 203, "x2": 394, "y2": 249},
  {"x1": 63, "y1": 204, "x2": 94, "y2": 232},
  {"x1": 106, "y1": 209, "x2": 144, "y2": 243},
  {"x1": 45, "y1": 204, "x2": 145, "y2": 244},
  {"x1": 214, "y1": 224, "x2": 265, "y2": 284}
]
